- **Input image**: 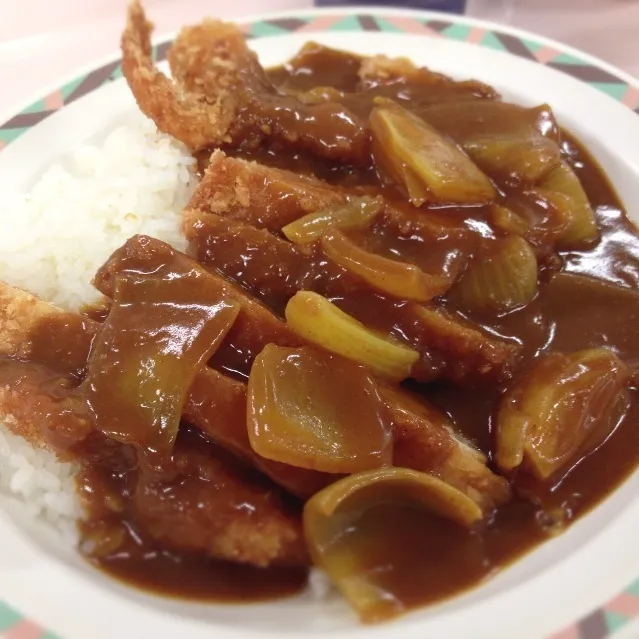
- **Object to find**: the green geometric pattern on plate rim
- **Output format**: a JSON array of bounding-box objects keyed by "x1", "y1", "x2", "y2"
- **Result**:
[
  {"x1": 0, "y1": 12, "x2": 638, "y2": 149},
  {"x1": 1, "y1": 10, "x2": 639, "y2": 639}
]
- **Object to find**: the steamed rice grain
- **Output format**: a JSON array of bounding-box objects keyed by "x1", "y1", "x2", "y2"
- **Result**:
[
  {"x1": 0, "y1": 113, "x2": 197, "y2": 538},
  {"x1": 0, "y1": 115, "x2": 196, "y2": 310}
]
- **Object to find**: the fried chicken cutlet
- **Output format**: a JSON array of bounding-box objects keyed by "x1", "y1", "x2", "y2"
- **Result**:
[{"x1": 122, "y1": 1, "x2": 368, "y2": 161}]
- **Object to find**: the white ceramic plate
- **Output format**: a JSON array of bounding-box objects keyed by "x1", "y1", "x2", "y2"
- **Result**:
[{"x1": 1, "y1": 7, "x2": 638, "y2": 639}]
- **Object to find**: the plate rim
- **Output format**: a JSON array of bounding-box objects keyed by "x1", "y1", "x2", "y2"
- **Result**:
[
  {"x1": 0, "y1": 5, "x2": 638, "y2": 152},
  {"x1": 1, "y1": 7, "x2": 639, "y2": 639}
]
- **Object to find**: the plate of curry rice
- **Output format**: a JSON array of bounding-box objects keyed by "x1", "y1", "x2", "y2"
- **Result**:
[{"x1": 1, "y1": 2, "x2": 638, "y2": 638}]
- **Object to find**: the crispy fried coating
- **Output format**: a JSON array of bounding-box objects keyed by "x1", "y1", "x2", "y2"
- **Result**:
[
  {"x1": 122, "y1": 0, "x2": 239, "y2": 150},
  {"x1": 186, "y1": 150, "x2": 347, "y2": 231},
  {"x1": 380, "y1": 385, "x2": 510, "y2": 510},
  {"x1": 0, "y1": 360, "x2": 92, "y2": 455},
  {"x1": 167, "y1": 16, "x2": 270, "y2": 97},
  {"x1": 98, "y1": 237, "x2": 510, "y2": 511},
  {"x1": 0, "y1": 282, "x2": 59, "y2": 359},
  {"x1": 411, "y1": 305, "x2": 519, "y2": 382},
  {"x1": 0, "y1": 282, "x2": 96, "y2": 379},
  {"x1": 134, "y1": 429, "x2": 309, "y2": 568},
  {"x1": 122, "y1": 2, "x2": 369, "y2": 160},
  {"x1": 184, "y1": 211, "x2": 518, "y2": 385}
]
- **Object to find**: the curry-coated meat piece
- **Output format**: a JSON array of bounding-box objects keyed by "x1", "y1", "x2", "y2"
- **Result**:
[
  {"x1": 133, "y1": 428, "x2": 310, "y2": 568},
  {"x1": 122, "y1": 1, "x2": 369, "y2": 161},
  {"x1": 184, "y1": 212, "x2": 519, "y2": 385}
]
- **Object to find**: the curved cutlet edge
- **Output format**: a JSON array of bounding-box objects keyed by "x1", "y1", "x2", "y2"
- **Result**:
[{"x1": 121, "y1": 0, "x2": 237, "y2": 150}]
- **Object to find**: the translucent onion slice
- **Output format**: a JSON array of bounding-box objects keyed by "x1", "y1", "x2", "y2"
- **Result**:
[
  {"x1": 320, "y1": 229, "x2": 451, "y2": 302},
  {"x1": 282, "y1": 197, "x2": 382, "y2": 245},
  {"x1": 489, "y1": 204, "x2": 531, "y2": 237},
  {"x1": 535, "y1": 161, "x2": 597, "y2": 247},
  {"x1": 304, "y1": 468, "x2": 484, "y2": 622},
  {"x1": 247, "y1": 345, "x2": 392, "y2": 473},
  {"x1": 416, "y1": 102, "x2": 561, "y2": 183},
  {"x1": 83, "y1": 274, "x2": 240, "y2": 457},
  {"x1": 285, "y1": 291, "x2": 419, "y2": 382},
  {"x1": 370, "y1": 99, "x2": 496, "y2": 206},
  {"x1": 450, "y1": 235, "x2": 538, "y2": 315},
  {"x1": 465, "y1": 133, "x2": 560, "y2": 184},
  {"x1": 496, "y1": 348, "x2": 630, "y2": 480}
]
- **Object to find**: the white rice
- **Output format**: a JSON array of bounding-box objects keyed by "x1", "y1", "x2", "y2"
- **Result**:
[
  {"x1": 0, "y1": 113, "x2": 197, "y2": 539},
  {"x1": 0, "y1": 115, "x2": 195, "y2": 310},
  {"x1": 0, "y1": 429, "x2": 80, "y2": 544}
]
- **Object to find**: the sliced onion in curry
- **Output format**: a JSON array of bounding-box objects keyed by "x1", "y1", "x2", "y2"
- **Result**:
[
  {"x1": 285, "y1": 291, "x2": 419, "y2": 382},
  {"x1": 534, "y1": 161, "x2": 598, "y2": 248},
  {"x1": 247, "y1": 345, "x2": 392, "y2": 473},
  {"x1": 496, "y1": 348, "x2": 630, "y2": 480},
  {"x1": 81, "y1": 273, "x2": 240, "y2": 458},
  {"x1": 489, "y1": 204, "x2": 532, "y2": 237},
  {"x1": 370, "y1": 98, "x2": 496, "y2": 206},
  {"x1": 282, "y1": 196, "x2": 382, "y2": 245},
  {"x1": 416, "y1": 101, "x2": 561, "y2": 184},
  {"x1": 304, "y1": 468, "x2": 484, "y2": 622},
  {"x1": 465, "y1": 133, "x2": 560, "y2": 186},
  {"x1": 449, "y1": 235, "x2": 538, "y2": 315},
  {"x1": 321, "y1": 228, "x2": 451, "y2": 302}
]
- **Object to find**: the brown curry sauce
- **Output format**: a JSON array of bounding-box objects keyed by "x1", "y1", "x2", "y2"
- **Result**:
[{"x1": 5, "y1": 46, "x2": 639, "y2": 614}]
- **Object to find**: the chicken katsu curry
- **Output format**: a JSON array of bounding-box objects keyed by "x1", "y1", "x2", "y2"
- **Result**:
[{"x1": 0, "y1": 0, "x2": 638, "y2": 624}]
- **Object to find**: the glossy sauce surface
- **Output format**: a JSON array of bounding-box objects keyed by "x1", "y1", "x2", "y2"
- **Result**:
[
  {"x1": 195, "y1": 49, "x2": 639, "y2": 605},
  {"x1": 3, "y1": 45, "x2": 639, "y2": 614},
  {"x1": 76, "y1": 427, "x2": 308, "y2": 602}
]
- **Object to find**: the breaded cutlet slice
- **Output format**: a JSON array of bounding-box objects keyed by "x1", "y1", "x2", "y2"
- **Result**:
[
  {"x1": 0, "y1": 281, "x2": 96, "y2": 378},
  {"x1": 186, "y1": 150, "x2": 347, "y2": 231},
  {"x1": 186, "y1": 151, "x2": 482, "y2": 247},
  {"x1": 122, "y1": 1, "x2": 368, "y2": 161},
  {"x1": 0, "y1": 284, "x2": 310, "y2": 568},
  {"x1": 0, "y1": 279, "x2": 328, "y2": 500},
  {"x1": 98, "y1": 236, "x2": 511, "y2": 512},
  {"x1": 183, "y1": 211, "x2": 520, "y2": 388}
]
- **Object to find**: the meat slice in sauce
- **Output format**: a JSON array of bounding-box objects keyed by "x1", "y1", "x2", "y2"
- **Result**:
[
  {"x1": 0, "y1": 360, "x2": 91, "y2": 456},
  {"x1": 95, "y1": 235, "x2": 510, "y2": 510},
  {"x1": 77, "y1": 425, "x2": 311, "y2": 568},
  {"x1": 183, "y1": 367, "x2": 334, "y2": 499},
  {"x1": 1, "y1": 279, "x2": 331, "y2": 501},
  {"x1": 132, "y1": 427, "x2": 309, "y2": 568},
  {"x1": 187, "y1": 150, "x2": 485, "y2": 246},
  {"x1": 0, "y1": 281, "x2": 96, "y2": 379},
  {"x1": 184, "y1": 211, "x2": 519, "y2": 385},
  {"x1": 92, "y1": 234, "x2": 308, "y2": 367},
  {"x1": 122, "y1": 1, "x2": 369, "y2": 162},
  {"x1": 188, "y1": 150, "x2": 349, "y2": 231},
  {"x1": 0, "y1": 362, "x2": 310, "y2": 570},
  {"x1": 0, "y1": 286, "x2": 311, "y2": 569},
  {"x1": 379, "y1": 385, "x2": 509, "y2": 508}
]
